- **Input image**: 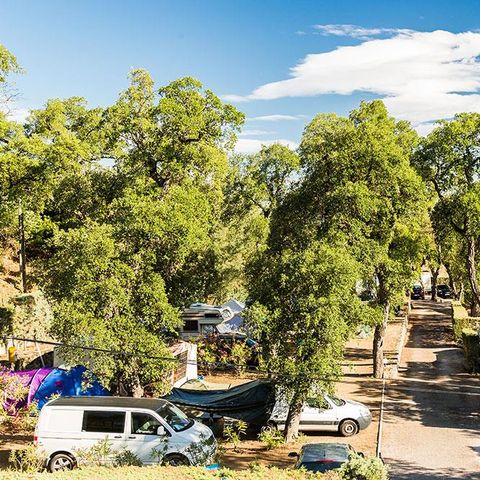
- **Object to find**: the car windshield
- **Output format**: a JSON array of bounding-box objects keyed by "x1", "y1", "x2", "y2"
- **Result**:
[
  {"x1": 156, "y1": 403, "x2": 193, "y2": 432},
  {"x1": 327, "y1": 395, "x2": 346, "y2": 407}
]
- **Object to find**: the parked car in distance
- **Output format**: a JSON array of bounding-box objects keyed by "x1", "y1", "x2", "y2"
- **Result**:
[
  {"x1": 437, "y1": 284, "x2": 452, "y2": 299},
  {"x1": 289, "y1": 443, "x2": 361, "y2": 473},
  {"x1": 411, "y1": 285, "x2": 425, "y2": 300},
  {"x1": 268, "y1": 394, "x2": 372, "y2": 436},
  {"x1": 35, "y1": 397, "x2": 216, "y2": 472}
]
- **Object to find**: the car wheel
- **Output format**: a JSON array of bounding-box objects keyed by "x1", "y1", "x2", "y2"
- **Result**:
[
  {"x1": 339, "y1": 419, "x2": 359, "y2": 437},
  {"x1": 48, "y1": 453, "x2": 75, "y2": 472},
  {"x1": 163, "y1": 453, "x2": 190, "y2": 466}
]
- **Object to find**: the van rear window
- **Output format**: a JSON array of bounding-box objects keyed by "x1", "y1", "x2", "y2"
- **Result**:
[{"x1": 82, "y1": 411, "x2": 126, "y2": 434}]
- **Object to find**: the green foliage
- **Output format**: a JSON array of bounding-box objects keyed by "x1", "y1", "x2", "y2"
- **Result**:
[
  {"x1": 223, "y1": 420, "x2": 247, "y2": 450},
  {"x1": 414, "y1": 113, "x2": 480, "y2": 310},
  {"x1": 451, "y1": 302, "x2": 480, "y2": 343},
  {"x1": 0, "y1": 465, "x2": 332, "y2": 480},
  {"x1": 112, "y1": 449, "x2": 143, "y2": 467},
  {"x1": 74, "y1": 438, "x2": 113, "y2": 467},
  {"x1": 0, "y1": 44, "x2": 22, "y2": 82},
  {"x1": 339, "y1": 454, "x2": 389, "y2": 480},
  {"x1": 0, "y1": 369, "x2": 39, "y2": 433},
  {"x1": 258, "y1": 427, "x2": 285, "y2": 449},
  {"x1": 461, "y1": 328, "x2": 480, "y2": 373},
  {"x1": 8, "y1": 444, "x2": 47, "y2": 473}
]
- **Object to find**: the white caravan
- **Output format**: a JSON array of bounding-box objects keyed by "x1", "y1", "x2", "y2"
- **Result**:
[{"x1": 35, "y1": 396, "x2": 216, "y2": 472}]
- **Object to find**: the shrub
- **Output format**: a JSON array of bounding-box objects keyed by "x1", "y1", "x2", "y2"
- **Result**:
[
  {"x1": 113, "y1": 448, "x2": 143, "y2": 467},
  {"x1": 0, "y1": 368, "x2": 39, "y2": 434},
  {"x1": 8, "y1": 444, "x2": 47, "y2": 473},
  {"x1": 339, "y1": 453, "x2": 389, "y2": 480},
  {"x1": 223, "y1": 420, "x2": 247, "y2": 450},
  {"x1": 451, "y1": 302, "x2": 480, "y2": 343},
  {"x1": 258, "y1": 427, "x2": 285, "y2": 450},
  {"x1": 462, "y1": 328, "x2": 480, "y2": 373},
  {"x1": 0, "y1": 465, "x2": 330, "y2": 480},
  {"x1": 74, "y1": 438, "x2": 113, "y2": 467},
  {"x1": 230, "y1": 341, "x2": 250, "y2": 374}
]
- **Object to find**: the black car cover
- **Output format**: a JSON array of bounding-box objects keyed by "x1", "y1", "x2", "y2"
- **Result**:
[{"x1": 165, "y1": 380, "x2": 275, "y2": 425}]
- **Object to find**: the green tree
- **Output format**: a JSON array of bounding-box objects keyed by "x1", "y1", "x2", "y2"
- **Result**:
[
  {"x1": 212, "y1": 144, "x2": 300, "y2": 300},
  {"x1": 263, "y1": 101, "x2": 427, "y2": 383},
  {"x1": 247, "y1": 241, "x2": 371, "y2": 442},
  {"x1": 414, "y1": 113, "x2": 480, "y2": 313},
  {"x1": 299, "y1": 101, "x2": 426, "y2": 378},
  {"x1": 29, "y1": 71, "x2": 244, "y2": 393},
  {"x1": 43, "y1": 223, "x2": 179, "y2": 396}
]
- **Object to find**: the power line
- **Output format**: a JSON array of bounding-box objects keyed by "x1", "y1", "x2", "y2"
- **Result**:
[{"x1": 3, "y1": 335, "x2": 341, "y2": 382}]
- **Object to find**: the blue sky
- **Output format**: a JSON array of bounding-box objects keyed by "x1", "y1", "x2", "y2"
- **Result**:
[{"x1": 1, "y1": 0, "x2": 480, "y2": 152}]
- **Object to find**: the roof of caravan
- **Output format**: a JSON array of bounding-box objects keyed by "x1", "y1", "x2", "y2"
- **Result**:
[{"x1": 47, "y1": 396, "x2": 168, "y2": 410}]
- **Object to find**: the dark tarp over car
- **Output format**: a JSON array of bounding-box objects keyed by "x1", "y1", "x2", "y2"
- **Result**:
[{"x1": 164, "y1": 380, "x2": 275, "y2": 425}]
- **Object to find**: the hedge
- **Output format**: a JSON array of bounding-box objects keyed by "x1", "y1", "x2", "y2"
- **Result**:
[
  {"x1": 0, "y1": 465, "x2": 340, "y2": 480},
  {"x1": 462, "y1": 328, "x2": 480, "y2": 373},
  {"x1": 451, "y1": 302, "x2": 480, "y2": 343}
]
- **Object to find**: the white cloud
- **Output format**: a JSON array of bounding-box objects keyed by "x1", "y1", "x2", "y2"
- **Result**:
[
  {"x1": 238, "y1": 129, "x2": 276, "y2": 136},
  {"x1": 247, "y1": 114, "x2": 302, "y2": 121},
  {"x1": 228, "y1": 30, "x2": 480, "y2": 125},
  {"x1": 314, "y1": 24, "x2": 413, "y2": 40},
  {"x1": 235, "y1": 138, "x2": 299, "y2": 154},
  {"x1": 413, "y1": 122, "x2": 437, "y2": 137}
]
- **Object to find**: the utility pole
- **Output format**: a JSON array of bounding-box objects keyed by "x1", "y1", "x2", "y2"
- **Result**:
[{"x1": 18, "y1": 199, "x2": 27, "y2": 293}]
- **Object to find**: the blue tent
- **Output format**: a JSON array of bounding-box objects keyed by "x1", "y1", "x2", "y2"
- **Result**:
[{"x1": 3, "y1": 365, "x2": 110, "y2": 411}]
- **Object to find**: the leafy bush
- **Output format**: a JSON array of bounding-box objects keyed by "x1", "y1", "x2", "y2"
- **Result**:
[
  {"x1": 223, "y1": 420, "x2": 247, "y2": 450},
  {"x1": 112, "y1": 448, "x2": 143, "y2": 467},
  {"x1": 0, "y1": 368, "x2": 39, "y2": 433},
  {"x1": 462, "y1": 328, "x2": 480, "y2": 373},
  {"x1": 230, "y1": 342, "x2": 251, "y2": 374},
  {"x1": 8, "y1": 444, "x2": 47, "y2": 473},
  {"x1": 339, "y1": 453, "x2": 389, "y2": 480},
  {"x1": 258, "y1": 427, "x2": 285, "y2": 449},
  {"x1": 0, "y1": 465, "x2": 330, "y2": 480},
  {"x1": 451, "y1": 302, "x2": 480, "y2": 343}
]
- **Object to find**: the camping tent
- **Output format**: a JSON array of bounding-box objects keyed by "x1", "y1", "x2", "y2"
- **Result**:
[
  {"x1": 3, "y1": 365, "x2": 109, "y2": 412},
  {"x1": 165, "y1": 379, "x2": 275, "y2": 425}
]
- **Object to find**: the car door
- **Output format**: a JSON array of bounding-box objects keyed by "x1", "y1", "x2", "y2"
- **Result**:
[
  {"x1": 126, "y1": 411, "x2": 171, "y2": 464},
  {"x1": 80, "y1": 409, "x2": 128, "y2": 457},
  {"x1": 300, "y1": 397, "x2": 338, "y2": 432}
]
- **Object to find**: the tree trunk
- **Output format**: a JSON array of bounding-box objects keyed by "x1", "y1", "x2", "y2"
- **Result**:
[
  {"x1": 431, "y1": 268, "x2": 439, "y2": 301},
  {"x1": 373, "y1": 301, "x2": 389, "y2": 379},
  {"x1": 466, "y1": 236, "x2": 480, "y2": 316},
  {"x1": 444, "y1": 263, "x2": 458, "y2": 300},
  {"x1": 284, "y1": 392, "x2": 303, "y2": 443},
  {"x1": 127, "y1": 372, "x2": 144, "y2": 398}
]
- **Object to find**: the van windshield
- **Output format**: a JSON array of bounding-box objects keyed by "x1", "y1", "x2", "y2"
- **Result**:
[{"x1": 157, "y1": 403, "x2": 193, "y2": 432}]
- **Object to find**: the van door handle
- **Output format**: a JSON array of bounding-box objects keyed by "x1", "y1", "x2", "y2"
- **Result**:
[
  {"x1": 113, "y1": 435, "x2": 122, "y2": 439},
  {"x1": 128, "y1": 436, "x2": 136, "y2": 439}
]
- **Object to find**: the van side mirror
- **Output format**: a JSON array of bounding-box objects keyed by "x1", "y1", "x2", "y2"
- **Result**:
[
  {"x1": 157, "y1": 426, "x2": 166, "y2": 436},
  {"x1": 288, "y1": 451, "x2": 298, "y2": 458}
]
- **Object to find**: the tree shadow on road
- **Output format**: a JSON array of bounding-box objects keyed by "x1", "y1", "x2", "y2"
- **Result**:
[{"x1": 385, "y1": 458, "x2": 480, "y2": 480}]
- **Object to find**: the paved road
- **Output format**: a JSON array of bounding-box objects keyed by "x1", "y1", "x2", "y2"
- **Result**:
[{"x1": 382, "y1": 300, "x2": 480, "y2": 479}]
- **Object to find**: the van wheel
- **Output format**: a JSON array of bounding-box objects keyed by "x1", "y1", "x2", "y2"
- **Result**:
[
  {"x1": 339, "y1": 419, "x2": 359, "y2": 437},
  {"x1": 48, "y1": 453, "x2": 75, "y2": 472},
  {"x1": 163, "y1": 453, "x2": 190, "y2": 466}
]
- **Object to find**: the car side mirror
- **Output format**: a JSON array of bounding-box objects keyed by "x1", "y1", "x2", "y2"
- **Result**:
[
  {"x1": 288, "y1": 451, "x2": 298, "y2": 458},
  {"x1": 157, "y1": 425, "x2": 166, "y2": 436}
]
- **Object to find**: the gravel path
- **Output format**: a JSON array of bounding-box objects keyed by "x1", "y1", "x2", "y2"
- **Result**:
[{"x1": 382, "y1": 300, "x2": 480, "y2": 479}]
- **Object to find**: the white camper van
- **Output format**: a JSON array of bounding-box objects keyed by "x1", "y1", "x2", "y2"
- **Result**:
[{"x1": 35, "y1": 397, "x2": 216, "y2": 472}]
